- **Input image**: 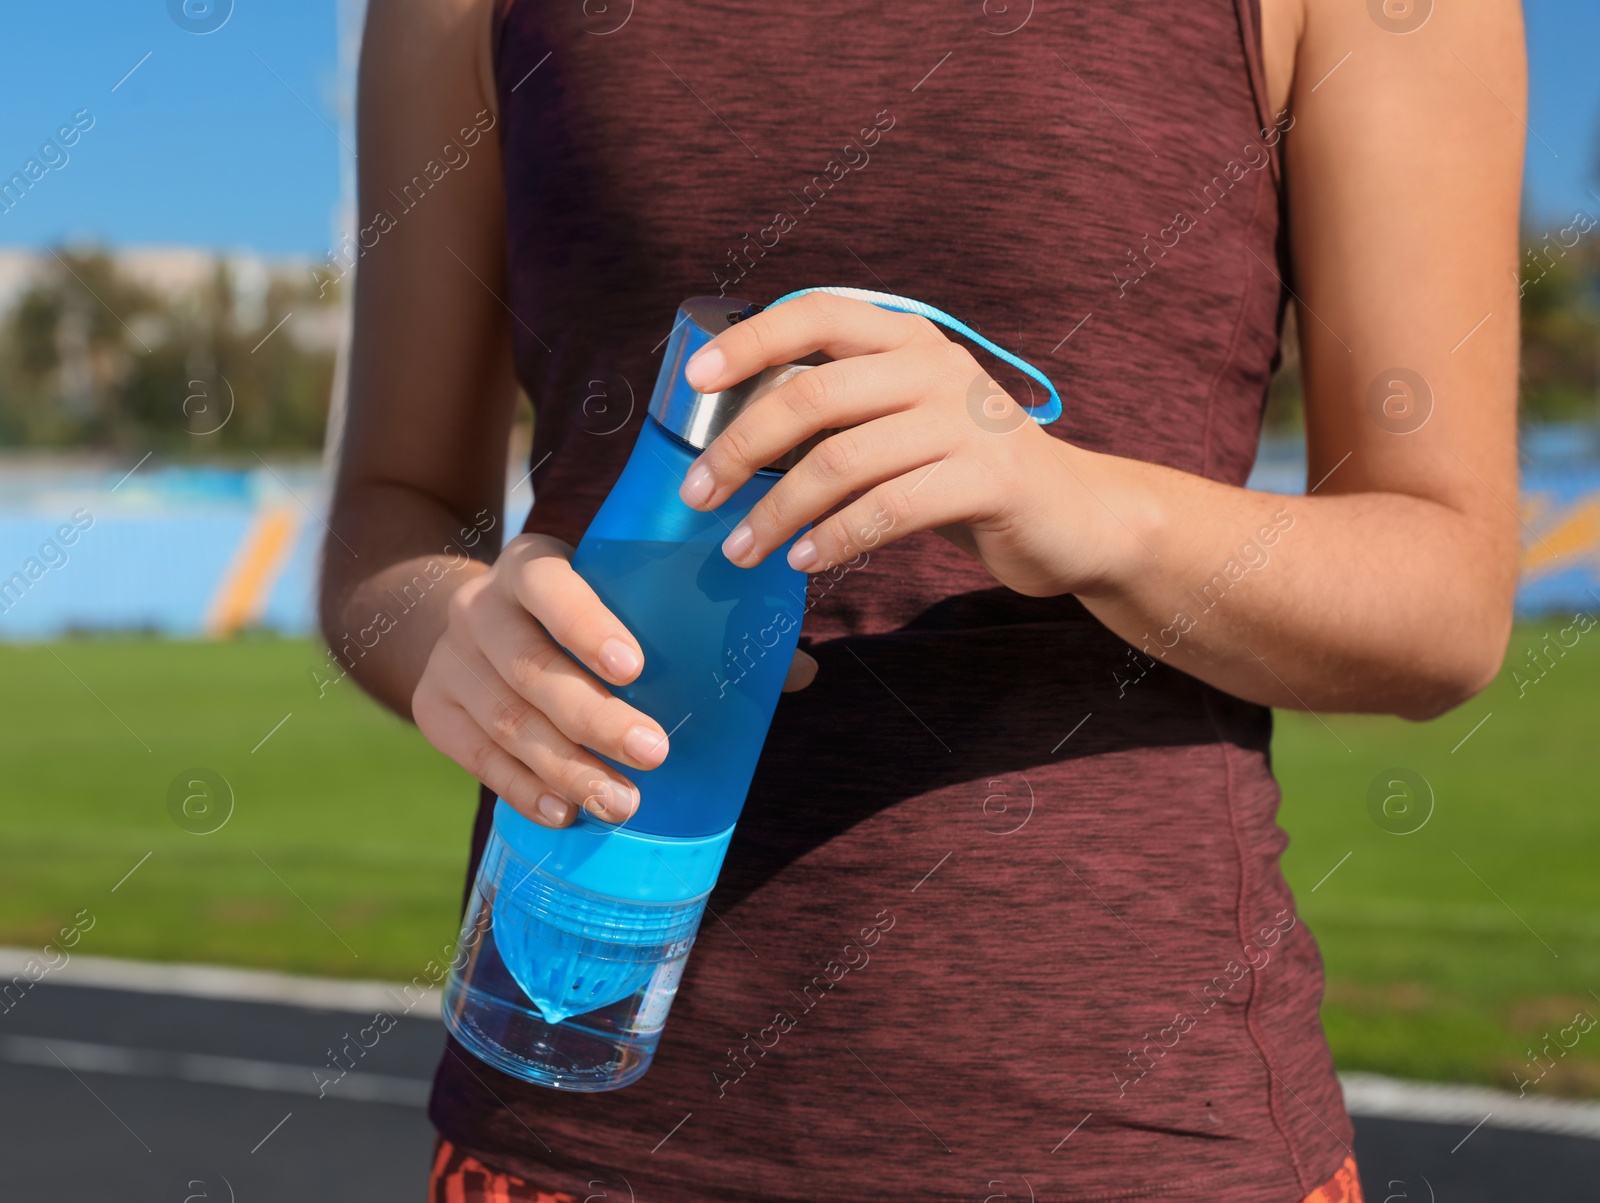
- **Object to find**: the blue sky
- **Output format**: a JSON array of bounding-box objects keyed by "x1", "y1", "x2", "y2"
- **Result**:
[
  {"x1": 1522, "y1": 0, "x2": 1600, "y2": 225},
  {"x1": 0, "y1": 0, "x2": 351, "y2": 256},
  {"x1": 0, "y1": 0, "x2": 1595, "y2": 255}
]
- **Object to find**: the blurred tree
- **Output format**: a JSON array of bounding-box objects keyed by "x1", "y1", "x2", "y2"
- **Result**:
[
  {"x1": 0, "y1": 246, "x2": 337, "y2": 455},
  {"x1": 1518, "y1": 219, "x2": 1600, "y2": 423},
  {"x1": 2, "y1": 231, "x2": 1593, "y2": 456}
]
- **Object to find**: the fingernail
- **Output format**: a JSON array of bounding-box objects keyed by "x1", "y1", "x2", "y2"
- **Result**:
[
  {"x1": 680, "y1": 462, "x2": 715, "y2": 508},
  {"x1": 536, "y1": 793, "x2": 573, "y2": 827},
  {"x1": 685, "y1": 346, "x2": 725, "y2": 390},
  {"x1": 606, "y1": 780, "x2": 639, "y2": 820},
  {"x1": 582, "y1": 778, "x2": 637, "y2": 822},
  {"x1": 598, "y1": 636, "x2": 642, "y2": 680},
  {"x1": 722, "y1": 523, "x2": 755, "y2": 563},
  {"x1": 624, "y1": 723, "x2": 669, "y2": 766},
  {"x1": 787, "y1": 537, "x2": 818, "y2": 570}
]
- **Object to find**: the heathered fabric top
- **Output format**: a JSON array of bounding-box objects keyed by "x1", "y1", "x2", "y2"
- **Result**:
[{"x1": 428, "y1": 2, "x2": 1356, "y2": 1199}]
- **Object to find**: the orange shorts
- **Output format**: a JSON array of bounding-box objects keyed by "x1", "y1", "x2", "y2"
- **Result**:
[{"x1": 429, "y1": 1139, "x2": 1364, "y2": 1202}]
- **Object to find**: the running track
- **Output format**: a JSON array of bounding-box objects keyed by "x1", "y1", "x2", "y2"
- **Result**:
[{"x1": 1, "y1": 959, "x2": 1595, "y2": 1200}]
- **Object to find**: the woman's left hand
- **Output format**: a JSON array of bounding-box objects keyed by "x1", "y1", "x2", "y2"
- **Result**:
[{"x1": 676, "y1": 292, "x2": 1133, "y2": 599}]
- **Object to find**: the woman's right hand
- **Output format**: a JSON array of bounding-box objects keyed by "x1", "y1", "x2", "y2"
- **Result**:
[{"x1": 411, "y1": 533, "x2": 668, "y2": 830}]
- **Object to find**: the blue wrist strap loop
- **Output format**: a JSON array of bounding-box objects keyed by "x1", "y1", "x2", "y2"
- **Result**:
[{"x1": 766, "y1": 285, "x2": 1064, "y2": 426}]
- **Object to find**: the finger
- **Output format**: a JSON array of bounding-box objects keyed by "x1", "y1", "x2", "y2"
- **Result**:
[
  {"x1": 684, "y1": 291, "x2": 938, "y2": 394},
  {"x1": 504, "y1": 538, "x2": 645, "y2": 687},
  {"x1": 437, "y1": 639, "x2": 640, "y2": 823},
  {"x1": 468, "y1": 591, "x2": 670, "y2": 771},
  {"x1": 790, "y1": 462, "x2": 981, "y2": 573},
  {"x1": 412, "y1": 695, "x2": 577, "y2": 830},
  {"x1": 782, "y1": 648, "x2": 818, "y2": 692},
  {"x1": 720, "y1": 409, "x2": 951, "y2": 568},
  {"x1": 680, "y1": 348, "x2": 934, "y2": 511}
]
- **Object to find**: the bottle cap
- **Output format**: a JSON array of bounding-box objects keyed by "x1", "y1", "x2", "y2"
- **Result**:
[{"x1": 648, "y1": 296, "x2": 830, "y2": 471}]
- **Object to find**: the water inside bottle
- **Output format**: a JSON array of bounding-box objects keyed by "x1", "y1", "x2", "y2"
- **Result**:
[
  {"x1": 443, "y1": 825, "x2": 707, "y2": 1090},
  {"x1": 571, "y1": 536, "x2": 801, "y2": 838},
  {"x1": 488, "y1": 836, "x2": 702, "y2": 1024}
]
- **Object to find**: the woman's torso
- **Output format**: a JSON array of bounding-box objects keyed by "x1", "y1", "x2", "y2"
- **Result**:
[{"x1": 429, "y1": 3, "x2": 1354, "y2": 1199}]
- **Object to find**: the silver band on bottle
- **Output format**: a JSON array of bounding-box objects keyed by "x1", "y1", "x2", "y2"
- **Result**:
[{"x1": 648, "y1": 296, "x2": 831, "y2": 472}]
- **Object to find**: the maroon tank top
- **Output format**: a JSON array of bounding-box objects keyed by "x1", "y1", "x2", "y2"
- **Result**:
[{"x1": 428, "y1": 3, "x2": 1355, "y2": 1199}]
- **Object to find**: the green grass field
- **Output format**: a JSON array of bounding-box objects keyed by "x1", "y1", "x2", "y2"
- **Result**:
[
  {"x1": 1, "y1": 625, "x2": 1596, "y2": 1096},
  {"x1": 1274, "y1": 618, "x2": 1600, "y2": 1097},
  {"x1": 0, "y1": 638, "x2": 472, "y2": 978}
]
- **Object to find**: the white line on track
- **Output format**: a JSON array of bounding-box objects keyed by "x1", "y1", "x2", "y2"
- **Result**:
[
  {"x1": 0, "y1": 948, "x2": 440, "y2": 1017},
  {"x1": 1340, "y1": 1072, "x2": 1600, "y2": 1141},
  {"x1": 7, "y1": 950, "x2": 1600, "y2": 1140},
  {"x1": 3, "y1": 1035, "x2": 430, "y2": 1107}
]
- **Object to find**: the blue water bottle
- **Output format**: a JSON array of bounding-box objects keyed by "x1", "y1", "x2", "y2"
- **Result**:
[{"x1": 442, "y1": 297, "x2": 818, "y2": 1091}]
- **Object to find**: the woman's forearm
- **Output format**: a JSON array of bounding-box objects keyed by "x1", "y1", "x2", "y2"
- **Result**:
[
  {"x1": 1067, "y1": 448, "x2": 1517, "y2": 720},
  {"x1": 669, "y1": 295, "x2": 1517, "y2": 725},
  {"x1": 319, "y1": 481, "x2": 496, "y2": 720}
]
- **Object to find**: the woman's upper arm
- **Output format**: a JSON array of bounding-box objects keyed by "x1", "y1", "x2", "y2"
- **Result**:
[
  {"x1": 336, "y1": 0, "x2": 516, "y2": 524},
  {"x1": 1281, "y1": 0, "x2": 1524, "y2": 587}
]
